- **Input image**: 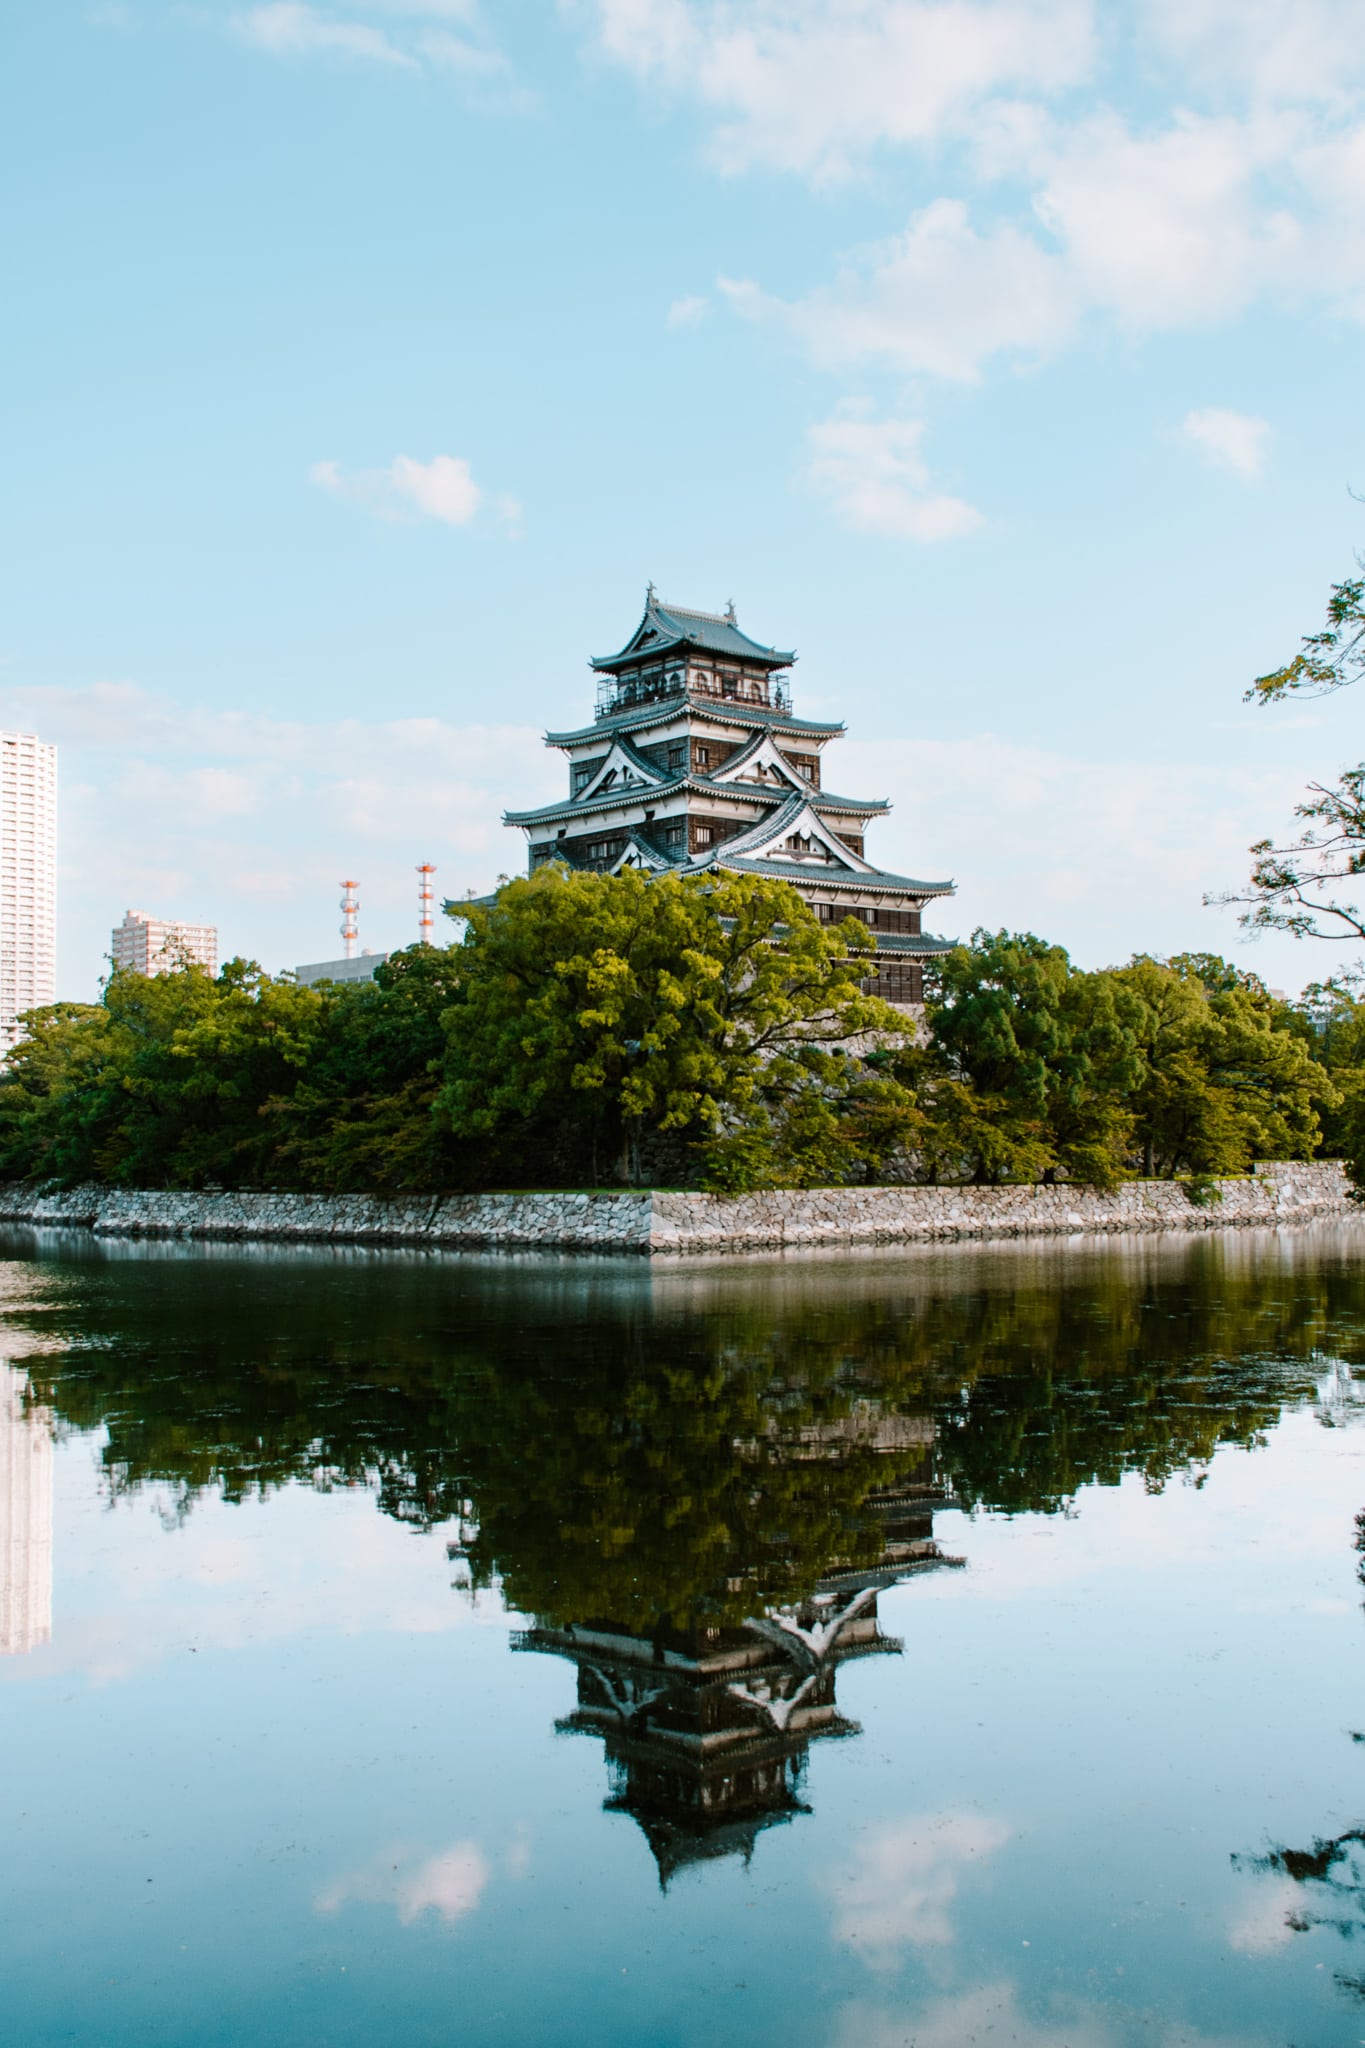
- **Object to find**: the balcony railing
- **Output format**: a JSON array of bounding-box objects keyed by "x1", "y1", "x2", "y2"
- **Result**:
[{"x1": 596, "y1": 670, "x2": 793, "y2": 720}]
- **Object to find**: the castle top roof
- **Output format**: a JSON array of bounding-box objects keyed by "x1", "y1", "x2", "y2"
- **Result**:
[{"x1": 592, "y1": 590, "x2": 796, "y2": 674}]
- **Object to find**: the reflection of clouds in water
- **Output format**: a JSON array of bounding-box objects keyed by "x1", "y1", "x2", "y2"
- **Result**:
[
  {"x1": 831, "y1": 1983, "x2": 1117, "y2": 2048},
  {"x1": 318, "y1": 1842, "x2": 490, "y2": 1927},
  {"x1": 1226, "y1": 1874, "x2": 1301, "y2": 1956},
  {"x1": 8, "y1": 1468, "x2": 508, "y2": 1687},
  {"x1": 828, "y1": 1808, "x2": 1010, "y2": 1966}
]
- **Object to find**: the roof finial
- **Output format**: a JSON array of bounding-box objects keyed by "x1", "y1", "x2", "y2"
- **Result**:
[
  {"x1": 646, "y1": 580, "x2": 657, "y2": 606},
  {"x1": 724, "y1": 597, "x2": 736, "y2": 623}
]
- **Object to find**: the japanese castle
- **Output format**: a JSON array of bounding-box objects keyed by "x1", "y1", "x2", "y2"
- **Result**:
[{"x1": 503, "y1": 590, "x2": 955, "y2": 1005}]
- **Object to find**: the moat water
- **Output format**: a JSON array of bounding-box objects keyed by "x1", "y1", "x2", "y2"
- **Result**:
[{"x1": 2, "y1": 1224, "x2": 1364, "y2": 2048}]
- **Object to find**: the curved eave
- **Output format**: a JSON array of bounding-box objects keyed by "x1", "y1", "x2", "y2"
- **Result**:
[
  {"x1": 867, "y1": 932, "x2": 959, "y2": 956},
  {"x1": 710, "y1": 854, "x2": 957, "y2": 899},
  {"x1": 546, "y1": 698, "x2": 845, "y2": 747},
  {"x1": 810, "y1": 793, "x2": 891, "y2": 818},
  {"x1": 591, "y1": 642, "x2": 794, "y2": 674}
]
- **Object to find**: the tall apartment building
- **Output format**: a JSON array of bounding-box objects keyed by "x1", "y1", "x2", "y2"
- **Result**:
[
  {"x1": 0, "y1": 731, "x2": 57, "y2": 1055},
  {"x1": 111, "y1": 910, "x2": 218, "y2": 978}
]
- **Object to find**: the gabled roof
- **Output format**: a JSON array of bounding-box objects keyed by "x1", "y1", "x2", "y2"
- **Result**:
[
  {"x1": 592, "y1": 592, "x2": 796, "y2": 674},
  {"x1": 506, "y1": 770, "x2": 891, "y2": 836}
]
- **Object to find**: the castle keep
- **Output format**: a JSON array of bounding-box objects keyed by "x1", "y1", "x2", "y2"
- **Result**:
[{"x1": 503, "y1": 591, "x2": 955, "y2": 1004}]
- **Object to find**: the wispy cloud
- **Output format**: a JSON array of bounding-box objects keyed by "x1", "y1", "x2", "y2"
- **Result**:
[
  {"x1": 666, "y1": 293, "x2": 709, "y2": 330},
  {"x1": 827, "y1": 1808, "x2": 1011, "y2": 1967},
  {"x1": 1181, "y1": 406, "x2": 1272, "y2": 481},
  {"x1": 311, "y1": 453, "x2": 508, "y2": 528},
  {"x1": 806, "y1": 404, "x2": 982, "y2": 542},
  {"x1": 582, "y1": 0, "x2": 1095, "y2": 183},
  {"x1": 232, "y1": 3, "x2": 416, "y2": 67},
  {"x1": 318, "y1": 1841, "x2": 490, "y2": 1925},
  {"x1": 230, "y1": 0, "x2": 518, "y2": 92}
]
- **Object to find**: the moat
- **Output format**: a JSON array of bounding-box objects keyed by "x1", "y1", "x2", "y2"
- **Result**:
[{"x1": 2, "y1": 1224, "x2": 1364, "y2": 2047}]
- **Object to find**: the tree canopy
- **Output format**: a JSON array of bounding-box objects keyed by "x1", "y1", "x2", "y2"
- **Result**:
[{"x1": 0, "y1": 883, "x2": 1342, "y2": 1194}]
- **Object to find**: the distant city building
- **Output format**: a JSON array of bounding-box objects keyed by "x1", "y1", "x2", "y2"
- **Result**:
[
  {"x1": 492, "y1": 591, "x2": 955, "y2": 1006},
  {"x1": 0, "y1": 730, "x2": 57, "y2": 1054},
  {"x1": 111, "y1": 910, "x2": 218, "y2": 979},
  {"x1": 1, "y1": 1363, "x2": 52, "y2": 1657},
  {"x1": 294, "y1": 951, "x2": 389, "y2": 987}
]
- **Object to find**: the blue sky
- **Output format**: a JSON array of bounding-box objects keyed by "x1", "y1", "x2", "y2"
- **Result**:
[{"x1": 3, "y1": 0, "x2": 1363, "y2": 993}]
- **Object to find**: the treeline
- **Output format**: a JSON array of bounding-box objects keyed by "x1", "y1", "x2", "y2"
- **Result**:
[{"x1": 0, "y1": 866, "x2": 1361, "y2": 1194}]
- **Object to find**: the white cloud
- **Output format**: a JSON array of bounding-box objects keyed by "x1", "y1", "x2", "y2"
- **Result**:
[
  {"x1": 391, "y1": 453, "x2": 482, "y2": 524},
  {"x1": 667, "y1": 293, "x2": 709, "y2": 328},
  {"x1": 1226, "y1": 1872, "x2": 1301, "y2": 1955},
  {"x1": 1032, "y1": 111, "x2": 1302, "y2": 333},
  {"x1": 827, "y1": 1808, "x2": 1011, "y2": 1966},
  {"x1": 583, "y1": 0, "x2": 1096, "y2": 181},
  {"x1": 318, "y1": 1841, "x2": 490, "y2": 1925},
  {"x1": 311, "y1": 453, "x2": 488, "y2": 526},
  {"x1": 1141, "y1": 0, "x2": 1365, "y2": 107},
  {"x1": 1181, "y1": 406, "x2": 1272, "y2": 480},
  {"x1": 581, "y1": 7, "x2": 1365, "y2": 384},
  {"x1": 232, "y1": 3, "x2": 416, "y2": 65},
  {"x1": 725, "y1": 198, "x2": 1073, "y2": 381},
  {"x1": 831, "y1": 1983, "x2": 1117, "y2": 2048},
  {"x1": 806, "y1": 404, "x2": 982, "y2": 541}
]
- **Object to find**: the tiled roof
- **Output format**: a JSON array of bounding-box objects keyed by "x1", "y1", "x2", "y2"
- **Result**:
[
  {"x1": 708, "y1": 853, "x2": 955, "y2": 899},
  {"x1": 592, "y1": 596, "x2": 796, "y2": 673}
]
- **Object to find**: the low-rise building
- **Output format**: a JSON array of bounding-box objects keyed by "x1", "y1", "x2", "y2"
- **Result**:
[
  {"x1": 294, "y1": 952, "x2": 389, "y2": 987},
  {"x1": 111, "y1": 910, "x2": 218, "y2": 978}
]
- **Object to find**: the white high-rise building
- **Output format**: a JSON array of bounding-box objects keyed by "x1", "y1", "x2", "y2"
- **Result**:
[
  {"x1": 111, "y1": 910, "x2": 218, "y2": 979},
  {"x1": 1, "y1": 1363, "x2": 53, "y2": 1657},
  {"x1": 0, "y1": 731, "x2": 57, "y2": 1055}
]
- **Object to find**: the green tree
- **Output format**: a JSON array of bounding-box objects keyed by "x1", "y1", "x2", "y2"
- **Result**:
[
  {"x1": 439, "y1": 865, "x2": 901, "y2": 1187},
  {"x1": 1116, "y1": 955, "x2": 1327, "y2": 1177},
  {"x1": 916, "y1": 931, "x2": 1140, "y2": 1187},
  {"x1": 265, "y1": 945, "x2": 464, "y2": 1191}
]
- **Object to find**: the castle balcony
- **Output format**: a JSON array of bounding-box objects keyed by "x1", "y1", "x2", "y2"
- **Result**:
[{"x1": 596, "y1": 670, "x2": 792, "y2": 720}]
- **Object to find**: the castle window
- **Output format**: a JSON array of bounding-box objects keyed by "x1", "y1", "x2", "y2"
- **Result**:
[{"x1": 695, "y1": 825, "x2": 713, "y2": 846}]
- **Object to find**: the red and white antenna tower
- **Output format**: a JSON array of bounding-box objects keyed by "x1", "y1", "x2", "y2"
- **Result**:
[
  {"x1": 339, "y1": 879, "x2": 359, "y2": 960},
  {"x1": 417, "y1": 862, "x2": 436, "y2": 945}
]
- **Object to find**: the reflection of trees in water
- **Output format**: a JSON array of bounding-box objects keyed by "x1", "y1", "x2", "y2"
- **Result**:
[
  {"x1": 11, "y1": 1234, "x2": 1360, "y2": 1576},
  {"x1": 12, "y1": 1226, "x2": 1365, "y2": 1881}
]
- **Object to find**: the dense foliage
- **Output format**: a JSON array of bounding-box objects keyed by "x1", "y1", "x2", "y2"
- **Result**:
[{"x1": 0, "y1": 865, "x2": 1352, "y2": 1193}]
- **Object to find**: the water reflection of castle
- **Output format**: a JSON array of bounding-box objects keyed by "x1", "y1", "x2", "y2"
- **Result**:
[
  {"x1": 509, "y1": 1410, "x2": 962, "y2": 1884},
  {"x1": 1, "y1": 1362, "x2": 53, "y2": 1655}
]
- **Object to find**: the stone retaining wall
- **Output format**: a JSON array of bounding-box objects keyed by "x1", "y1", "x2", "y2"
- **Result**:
[{"x1": 0, "y1": 1161, "x2": 1351, "y2": 1256}]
